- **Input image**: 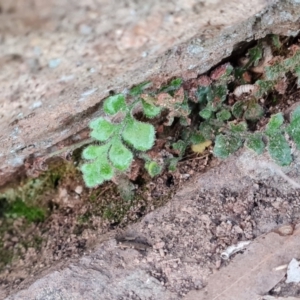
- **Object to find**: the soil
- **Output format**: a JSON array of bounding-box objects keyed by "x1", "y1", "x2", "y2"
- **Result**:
[
  {"x1": 5, "y1": 149, "x2": 300, "y2": 299},
  {"x1": 0, "y1": 151, "x2": 218, "y2": 298}
]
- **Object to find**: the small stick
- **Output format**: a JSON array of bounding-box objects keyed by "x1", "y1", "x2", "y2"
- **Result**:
[{"x1": 179, "y1": 154, "x2": 209, "y2": 163}]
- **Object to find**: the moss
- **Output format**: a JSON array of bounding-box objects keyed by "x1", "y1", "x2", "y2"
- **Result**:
[
  {"x1": 0, "y1": 160, "x2": 79, "y2": 220},
  {"x1": 5, "y1": 198, "x2": 45, "y2": 222},
  {"x1": 0, "y1": 160, "x2": 80, "y2": 271},
  {"x1": 0, "y1": 246, "x2": 13, "y2": 269}
]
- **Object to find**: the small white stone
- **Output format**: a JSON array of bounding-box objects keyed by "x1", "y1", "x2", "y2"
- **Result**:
[
  {"x1": 286, "y1": 258, "x2": 300, "y2": 283},
  {"x1": 75, "y1": 186, "x2": 83, "y2": 195},
  {"x1": 59, "y1": 188, "x2": 68, "y2": 198},
  {"x1": 159, "y1": 249, "x2": 165, "y2": 257}
]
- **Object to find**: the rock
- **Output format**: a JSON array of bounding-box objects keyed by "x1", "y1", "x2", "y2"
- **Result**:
[
  {"x1": 2, "y1": 0, "x2": 300, "y2": 187},
  {"x1": 74, "y1": 186, "x2": 83, "y2": 195},
  {"x1": 6, "y1": 146, "x2": 300, "y2": 299}
]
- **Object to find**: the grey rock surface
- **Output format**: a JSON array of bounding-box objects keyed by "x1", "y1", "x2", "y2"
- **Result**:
[{"x1": 2, "y1": 0, "x2": 300, "y2": 186}]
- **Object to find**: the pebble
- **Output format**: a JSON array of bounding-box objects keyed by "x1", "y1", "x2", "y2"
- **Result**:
[
  {"x1": 59, "y1": 188, "x2": 68, "y2": 198},
  {"x1": 11, "y1": 237, "x2": 18, "y2": 243},
  {"x1": 271, "y1": 201, "x2": 281, "y2": 209},
  {"x1": 154, "y1": 241, "x2": 165, "y2": 249},
  {"x1": 75, "y1": 186, "x2": 83, "y2": 195},
  {"x1": 215, "y1": 259, "x2": 221, "y2": 269},
  {"x1": 48, "y1": 58, "x2": 61, "y2": 68},
  {"x1": 79, "y1": 24, "x2": 92, "y2": 35},
  {"x1": 274, "y1": 224, "x2": 294, "y2": 236}
]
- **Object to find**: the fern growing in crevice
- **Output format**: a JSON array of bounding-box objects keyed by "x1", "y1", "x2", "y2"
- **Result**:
[
  {"x1": 212, "y1": 108, "x2": 300, "y2": 167},
  {"x1": 80, "y1": 35, "x2": 300, "y2": 190},
  {"x1": 81, "y1": 86, "x2": 162, "y2": 188}
]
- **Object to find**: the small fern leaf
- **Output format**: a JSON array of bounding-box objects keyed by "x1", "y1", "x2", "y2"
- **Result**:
[
  {"x1": 199, "y1": 107, "x2": 213, "y2": 119},
  {"x1": 82, "y1": 144, "x2": 109, "y2": 160},
  {"x1": 160, "y1": 78, "x2": 183, "y2": 93},
  {"x1": 196, "y1": 86, "x2": 213, "y2": 103},
  {"x1": 169, "y1": 78, "x2": 183, "y2": 89},
  {"x1": 199, "y1": 121, "x2": 216, "y2": 140},
  {"x1": 267, "y1": 134, "x2": 292, "y2": 166},
  {"x1": 213, "y1": 85, "x2": 228, "y2": 102},
  {"x1": 294, "y1": 66, "x2": 300, "y2": 88},
  {"x1": 216, "y1": 109, "x2": 231, "y2": 121},
  {"x1": 168, "y1": 157, "x2": 180, "y2": 172},
  {"x1": 109, "y1": 140, "x2": 133, "y2": 171},
  {"x1": 231, "y1": 101, "x2": 245, "y2": 119},
  {"x1": 145, "y1": 161, "x2": 162, "y2": 177},
  {"x1": 248, "y1": 44, "x2": 263, "y2": 67},
  {"x1": 130, "y1": 82, "x2": 152, "y2": 96},
  {"x1": 81, "y1": 163, "x2": 105, "y2": 188},
  {"x1": 95, "y1": 158, "x2": 114, "y2": 180},
  {"x1": 265, "y1": 62, "x2": 287, "y2": 81},
  {"x1": 271, "y1": 35, "x2": 281, "y2": 49},
  {"x1": 141, "y1": 100, "x2": 162, "y2": 118},
  {"x1": 229, "y1": 122, "x2": 247, "y2": 133},
  {"x1": 122, "y1": 118, "x2": 155, "y2": 151},
  {"x1": 265, "y1": 113, "x2": 284, "y2": 136},
  {"x1": 255, "y1": 80, "x2": 274, "y2": 98},
  {"x1": 90, "y1": 117, "x2": 118, "y2": 141},
  {"x1": 213, "y1": 134, "x2": 243, "y2": 159},
  {"x1": 287, "y1": 105, "x2": 300, "y2": 149},
  {"x1": 103, "y1": 94, "x2": 127, "y2": 115},
  {"x1": 189, "y1": 132, "x2": 206, "y2": 144},
  {"x1": 244, "y1": 103, "x2": 264, "y2": 121},
  {"x1": 245, "y1": 133, "x2": 265, "y2": 154},
  {"x1": 172, "y1": 140, "x2": 186, "y2": 156}
]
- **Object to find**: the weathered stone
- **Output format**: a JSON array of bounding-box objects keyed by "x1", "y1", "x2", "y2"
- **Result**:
[
  {"x1": 2, "y1": 0, "x2": 300, "y2": 187},
  {"x1": 6, "y1": 145, "x2": 300, "y2": 299}
]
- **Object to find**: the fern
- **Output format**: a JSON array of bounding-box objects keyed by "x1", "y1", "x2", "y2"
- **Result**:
[
  {"x1": 213, "y1": 134, "x2": 243, "y2": 159},
  {"x1": 122, "y1": 118, "x2": 155, "y2": 151},
  {"x1": 244, "y1": 102, "x2": 264, "y2": 121},
  {"x1": 287, "y1": 105, "x2": 300, "y2": 149},
  {"x1": 81, "y1": 91, "x2": 161, "y2": 188},
  {"x1": 265, "y1": 113, "x2": 284, "y2": 136},
  {"x1": 103, "y1": 94, "x2": 126, "y2": 115},
  {"x1": 89, "y1": 118, "x2": 119, "y2": 141},
  {"x1": 141, "y1": 100, "x2": 162, "y2": 118},
  {"x1": 145, "y1": 161, "x2": 162, "y2": 177},
  {"x1": 267, "y1": 134, "x2": 292, "y2": 166},
  {"x1": 245, "y1": 133, "x2": 265, "y2": 155},
  {"x1": 80, "y1": 36, "x2": 300, "y2": 191}
]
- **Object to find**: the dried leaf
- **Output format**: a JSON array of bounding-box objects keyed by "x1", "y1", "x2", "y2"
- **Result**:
[
  {"x1": 156, "y1": 92, "x2": 174, "y2": 107},
  {"x1": 174, "y1": 87, "x2": 185, "y2": 103},
  {"x1": 210, "y1": 63, "x2": 233, "y2": 81},
  {"x1": 197, "y1": 75, "x2": 212, "y2": 86},
  {"x1": 274, "y1": 78, "x2": 288, "y2": 94},
  {"x1": 191, "y1": 140, "x2": 212, "y2": 154}
]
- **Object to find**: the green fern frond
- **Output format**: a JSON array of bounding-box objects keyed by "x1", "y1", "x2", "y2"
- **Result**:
[
  {"x1": 122, "y1": 118, "x2": 155, "y2": 151},
  {"x1": 103, "y1": 94, "x2": 127, "y2": 115},
  {"x1": 109, "y1": 140, "x2": 133, "y2": 171},
  {"x1": 89, "y1": 118, "x2": 118, "y2": 141}
]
